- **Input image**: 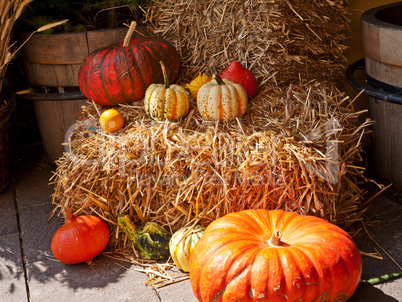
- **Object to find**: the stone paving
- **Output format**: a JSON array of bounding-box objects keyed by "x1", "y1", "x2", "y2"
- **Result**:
[{"x1": 0, "y1": 150, "x2": 401, "y2": 302}]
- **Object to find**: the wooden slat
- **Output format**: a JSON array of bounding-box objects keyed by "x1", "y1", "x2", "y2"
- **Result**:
[
  {"x1": 24, "y1": 63, "x2": 59, "y2": 87},
  {"x1": 361, "y1": 4, "x2": 402, "y2": 66},
  {"x1": 53, "y1": 64, "x2": 80, "y2": 87},
  {"x1": 379, "y1": 26, "x2": 402, "y2": 66},
  {"x1": 20, "y1": 32, "x2": 89, "y2": 64},
  {"x1": 361, "y1": 21, "x2": 380, "y2": 62},
  {"x1": 86, "y1": 26, "x2": 150, "y2": 52},
  {"x1": 24, "y1": 63, "x2": 81, "y2": 87},
  {"x1": 86, "y1": 27, "x2": 128, "y2": 52},
  {"x1": 369, "y1": 97, "x2": 392, "y2": 185},
  {"x1": 365, "y1": 56, "x2": 402, "y2": 88},
  {"x1": 34, "y1": 99, "x2": 87, "y2": 163},
  {"x1": 390, "y1": 101, "x2": 402, "y2": 193}
]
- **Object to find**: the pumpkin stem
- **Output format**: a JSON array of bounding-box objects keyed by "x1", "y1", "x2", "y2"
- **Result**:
[
  {"x1": 64, "y1": 208, "x2": 74, "y2": 222},
  {"x1": 268, "y1": 231, "x2": 282, "y2": 247},
  {"x1": 159, "y1": 61, "x2": 170, "y2": 89},
  {"x1": 123, "y1": 21, "x2": 137, "y2": 47},
  {"x1": 214, "y1": 74, "x2": 225, "y2": 85}
]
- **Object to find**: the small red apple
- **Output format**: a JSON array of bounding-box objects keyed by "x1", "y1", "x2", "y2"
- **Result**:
[{"x1": 220, "y1": 61, "x2": 258, "y2": 99}]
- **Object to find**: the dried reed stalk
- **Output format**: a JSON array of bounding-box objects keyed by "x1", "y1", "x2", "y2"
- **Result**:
[
  {"x1": 0, "y1": 0, "x2": 32, "y2": 93},
  {"x1": 0, "y1": 0, "x2": 67, "y2": 94}
]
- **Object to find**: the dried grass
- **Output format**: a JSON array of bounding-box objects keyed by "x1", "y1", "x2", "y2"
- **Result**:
[
  {"x1": 0, "y1": 0, "x2": 67, "y2": 94},
  {"x1": 0, "y1": 0, "x2": 33, "y2": 93},
  {"x1": 103, "y1": 251, "x2": 189, "y2": 289},
  {"x1": 142, "y1": 0, "x2": 350, "y2": 87}
]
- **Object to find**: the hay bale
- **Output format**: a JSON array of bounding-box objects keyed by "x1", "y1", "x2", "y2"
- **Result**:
[
  {"x1": 52, "y1": 81, "x2": 370, "y2": 250},
  {"x1": 142, "y1": 0, "x2": 349, "y2": 86},
  {"x1": 51, "y1": 0, "x2": 370, "y2": 252}
]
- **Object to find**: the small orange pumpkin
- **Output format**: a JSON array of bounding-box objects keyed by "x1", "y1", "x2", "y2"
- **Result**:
[
  {"x1": 99, "y1": 108, "x2": 125, "y2": 132},
  {"x1": 51, "y1": 211, "x2": 110, "y2": 265}
]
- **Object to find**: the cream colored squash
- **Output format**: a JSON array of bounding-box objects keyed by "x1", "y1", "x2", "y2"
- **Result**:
[
  {"x1": 196, "y1": 75, "x2": 248, "y2": 122},
  {"x1": 169, "y1": 225, "x2": 205, "y2": 272},
  {"x1": 144, "y1": 61, "x2": 189, "y2": 121}
]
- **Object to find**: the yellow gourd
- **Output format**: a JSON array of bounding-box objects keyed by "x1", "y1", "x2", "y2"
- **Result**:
[
  {"x1": 186, "y1": 73, "x2": 212, "y2": 100},
  {"x1": 197, "y1": 75, "x2": 248, "y2": 122},
  {"x1": 144, "y1": 61, "x2": 189, "y2": 121}
]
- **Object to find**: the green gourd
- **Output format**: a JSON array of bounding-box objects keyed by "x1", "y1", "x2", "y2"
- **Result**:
[{"x1": 118, "y1": 214, "x2": 171, "y2": 260}]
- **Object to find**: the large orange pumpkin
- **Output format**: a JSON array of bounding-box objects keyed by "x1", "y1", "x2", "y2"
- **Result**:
[{"x1": 189, "y1": 209, "x2": 362, "y2": 302}]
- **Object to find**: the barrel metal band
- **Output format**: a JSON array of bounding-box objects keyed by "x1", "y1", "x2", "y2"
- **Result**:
[
  {"x1": 366, "y1": 73, "x2": 402, "y2": 95},
  {"x1": 345, "y1": 58, "x2": 402, "y2": 105}
]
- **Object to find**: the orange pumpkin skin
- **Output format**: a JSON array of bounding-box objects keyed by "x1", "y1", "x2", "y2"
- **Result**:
[
  {"x1": 189, "y1": 210, "x2": 362, "y2": 302},
  {"x1": 220, "y1": 61, "x2": 258, "y2": 99},
  {"x1": 78, "y1": 37, "x2": 180, "y2": 106},
  {"x1": 51, "y1": 215, "x2": 110, "y2": 264}
]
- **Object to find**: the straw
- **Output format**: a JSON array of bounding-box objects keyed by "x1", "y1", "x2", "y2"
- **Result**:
[
  {"x1": 51, "y1": 80, "x2": 371, "y2": 250},
  {"x1": 50, "y1": 0, "x2": 371, "y2": 255},
  {"x1": 142, "y1": 0, "x2": 349, "y2": 86}
]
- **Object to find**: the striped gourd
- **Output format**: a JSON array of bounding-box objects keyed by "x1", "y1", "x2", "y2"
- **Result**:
[
  {"x1": 196, "y1": 75, "x2": 247, "y2": 122},
  {"x1": 144, "y1": 61, "x2": 189, "y2": 121},
  {"x1": 169, "y1": 225, "x2": 205, "y2": 272}
]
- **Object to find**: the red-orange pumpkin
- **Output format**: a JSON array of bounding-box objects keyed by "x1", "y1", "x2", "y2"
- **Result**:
[
  {"x1": 51, "y1": 213, "x2": 110, "y2": 264},
  {"x1": 78, "y1": 36, "x2": 180, "y2": 106},
  {"x1": 189, "y1": 209, "x2": 362, "y2": 302},
  {"x1": 220, "y1": 61, "x2": 258, "y2": 99}
]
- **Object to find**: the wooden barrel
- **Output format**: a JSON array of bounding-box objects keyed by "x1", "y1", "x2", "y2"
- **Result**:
[
  {"x1": 19, "y1": 27, "x2": 148, "y2": 162},
  {"x1": 19, "y1": 27, "x2": 133, "y2": 87},
  {"x1": 361, "y1": 2, "x2": 402, "y2": 89},
  {"x1": 33, "y1": 98, "x2": 87, "y2": 163},
  {"x1": 361, "y1": 2, "x2": 402, "y2": 197}
]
